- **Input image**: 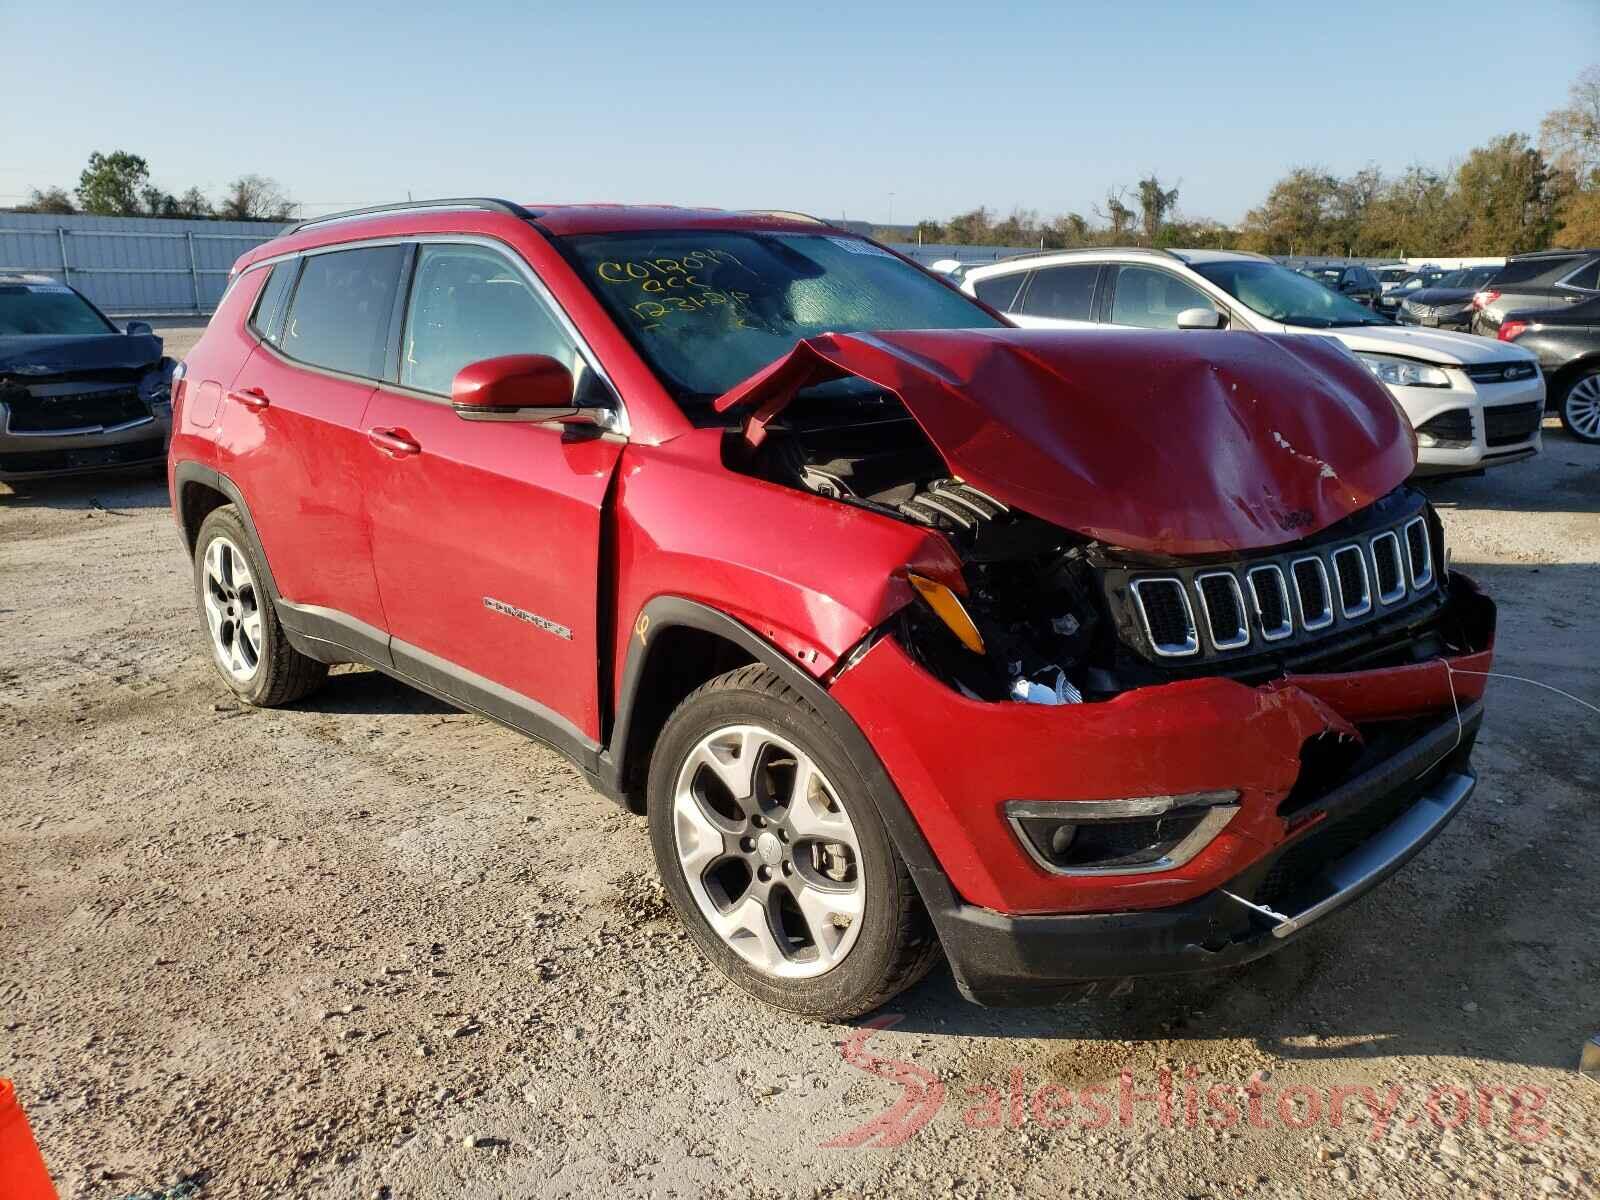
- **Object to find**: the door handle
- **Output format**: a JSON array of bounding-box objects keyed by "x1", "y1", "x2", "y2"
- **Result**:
[
  {"x1": 228, "y1": 387, "x2": 270, "y2": 410},
  {"x1": 367, "y1": 427, "x2": 422, "y2": 457}
]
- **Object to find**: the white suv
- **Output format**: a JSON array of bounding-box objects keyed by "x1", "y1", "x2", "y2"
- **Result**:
[{"x1": 959, "y1": 248, "x2": 1544, "y2": 476}]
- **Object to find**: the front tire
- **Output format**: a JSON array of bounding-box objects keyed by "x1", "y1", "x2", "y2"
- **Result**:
[
  {"x1": 647, "y1": 665, "x2": 939, "y2": 1018},
  {"x1": 193, "y1": 505, "x2": 327, "y2": 706},
  {"x1": 1558, "y1": 369, "x2": 1600, "y2": 444}
]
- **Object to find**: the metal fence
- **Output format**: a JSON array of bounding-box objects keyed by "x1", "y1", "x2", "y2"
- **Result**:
[
  {"x1": 0, "y1": 210, "x2": 1511, "y2": 317},
  {"x1": 0, "y1": 212, "x2": 288, "y2": 316}
]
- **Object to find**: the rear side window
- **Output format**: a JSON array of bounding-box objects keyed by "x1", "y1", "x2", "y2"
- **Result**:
[
  {"x1": 248, "y1": 263, "x2": 295, "y2": 345},
  {"x1": 400, "y1": 243, "x2": 578, "y2": 396},
  {"x1": 1494, "y1": 255, "x2": 1582, "y2": 286},
  {"x1": 280, "y1": 245, "x2": 406, "y2": 378},
  {"x1": 972, "y1": 271, "x2": 1026, "y2": 313},
  {"x1": 1562, "y1": 259, "x2": 1600, "y2": 291},
  {"x1": 1109, "y1": 265, "x2": 1214, "y2": 329},
  {"x1": 1019, "y1": 264, "x2": 1098, "y2": 320}
]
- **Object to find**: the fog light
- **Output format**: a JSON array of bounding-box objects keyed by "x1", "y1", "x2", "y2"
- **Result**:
[{"x1": 1005, "y1": 791, "x2": 1240, "y2": 876}]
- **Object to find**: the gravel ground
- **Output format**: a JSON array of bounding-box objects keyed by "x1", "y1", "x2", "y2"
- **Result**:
[{"x1": 2, "y1": 321, "x2": 1597, "y2": 1198}]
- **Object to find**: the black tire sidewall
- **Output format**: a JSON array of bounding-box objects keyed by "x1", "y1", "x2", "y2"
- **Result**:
[
  {"x1": 193, "y1": 507, "x2": 278, "y2": 704},
  {"x1": 646, "y1": 673, "x2": 908, "y2": 1019}
]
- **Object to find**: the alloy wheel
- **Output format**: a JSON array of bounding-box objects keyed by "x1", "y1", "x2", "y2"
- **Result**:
[
  {"x1": 1564, "y1": 375, "x2": 1600, "y2": 441},
  {"x1": 202, "y1": 535, "x2": 263, "y2": 682},
  {"x1": 672, "y1": 724, "x2": 865, "y2": 978}
]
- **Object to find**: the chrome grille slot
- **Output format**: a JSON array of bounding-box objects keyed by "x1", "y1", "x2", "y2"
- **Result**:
[
  {"x1": 1404, "y1": 516, "x2": 1434, "y2": 590},
  {"x1": 1332, "y1": 545, "x2": 1372, "y2": 618},
  {"x1": 1247, "y1": 565, "x2": 1293, "y2": 641},
  {"x1": 1292, "y1": 556, "x2": 1334, "y2": 631},
  {"x1": 1195, "y1": 572, "x2": 1250, "y2": 650},
  {"x1": 1371, "y1": 532, "x2": 1405, "y2": 604},
  {"x1": 1119, "y1": 503, "x2": 1438, "y2": 664},
  {"x1": 1130, "y1": 578, "x2": 1199, "y2": 657}
]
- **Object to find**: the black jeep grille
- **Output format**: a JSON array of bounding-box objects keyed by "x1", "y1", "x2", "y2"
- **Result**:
[
  {"x1": 1293, "y1": 559, "x2": 1330, "y2": 623},
  {"x1": 1333, "y1": 547, "x2": 1367, "y2": 613},
  {"x1": 1198, "y1": 574, "x2": 1246, "y2": 647},
  {"x1": 1135, "y1": 580, "x2": 1194, "y2": 653},
  {"x1": 1252, "y1": 570, "x2": 1289, "y2": 632},
  {"x1": 1373, "y1": 535, "x2": 1403, "y2": 598}
]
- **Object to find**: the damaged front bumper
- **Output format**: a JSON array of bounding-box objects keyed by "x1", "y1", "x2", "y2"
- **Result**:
[{"x1": 829, "y1": 574, "x2": 1496, "y2": 1005}]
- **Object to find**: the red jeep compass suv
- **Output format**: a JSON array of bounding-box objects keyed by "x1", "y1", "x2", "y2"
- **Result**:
[{"x1": 169, "y1": 199, "x2": 1496, "y2": 1017}]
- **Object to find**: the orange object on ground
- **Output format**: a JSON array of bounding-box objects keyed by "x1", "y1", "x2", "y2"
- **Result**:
[{"x1": 0, "y1": 1079, "x2": 59, "y2": 1200}]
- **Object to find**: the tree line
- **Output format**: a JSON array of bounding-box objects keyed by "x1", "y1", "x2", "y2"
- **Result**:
[
  {"x1": 890, "y1": 65, "x2": 1600, "y2": 256},
  {"x1": 16, "y1": 151, "x2": 295, "y2": 222}
]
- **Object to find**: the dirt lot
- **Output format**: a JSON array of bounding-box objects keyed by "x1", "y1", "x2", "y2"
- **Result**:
[{"x1": 3, "y1": 321, "x2": 1597, "y2": 1198}]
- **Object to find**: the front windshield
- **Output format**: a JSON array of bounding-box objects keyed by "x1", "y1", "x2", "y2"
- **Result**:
[
  {"x1": 561, "y1": 231, "x2": 1003, "y2": 409},
  {"x1": 1191, "y1": 260, "x2": 1385, "y2": 328},
  {"x1": 0, "y1": 283, "x2": 115, "y2": 336},
  {"x1": 1377, "y1": 268, "x2": 1409, "y2": 283}
]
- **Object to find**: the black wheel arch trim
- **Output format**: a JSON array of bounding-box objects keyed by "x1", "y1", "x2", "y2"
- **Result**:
[
  {"x1": 172, "y1": 461, "x2": 285, "y2": 607},
  {"x1": 606, "y1": 595, "x2": 964, "y2": 925}
]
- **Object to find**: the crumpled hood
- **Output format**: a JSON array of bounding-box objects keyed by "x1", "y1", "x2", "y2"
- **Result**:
[
  {"x1": 0, "y1": 332, "x2": 164, "y2": 378},
  {"x1": 715, "y1": 327, "x2": 1416, "y2": 556}
]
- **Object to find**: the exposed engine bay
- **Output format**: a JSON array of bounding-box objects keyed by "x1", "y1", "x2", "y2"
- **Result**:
[
  {"x1": 725, "y1": 381, "x2": 1466, "y2": 706},
  {"x1": 725, "y1": 383, "x2": 1108, "y2": 704}
]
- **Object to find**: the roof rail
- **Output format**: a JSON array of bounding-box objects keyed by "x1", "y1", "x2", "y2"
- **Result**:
[
  {"x1": 989, "y1": 244, "x2": 1183, "y2": 265},
  {"x1": 1507, "y1": 246, "x2": 1599, "y2": 260},
  {"x1": 740, "y1": 209, "x2": 834, "y2": 226},
  {"x1": 278, "y1": 197, "x2": 538, "y2": 237}
]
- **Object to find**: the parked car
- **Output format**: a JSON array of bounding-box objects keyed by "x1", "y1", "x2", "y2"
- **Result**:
[
  {"x1": 1374, "y1": 265, "x2": 1447, "y2": 316},
  {"x1": 1298, "y1": 264, "x2": 1382, "y2": 308},
  {"x1": 1395, "y1": 266, "x2": 1502, "y2": 332},
  {"x1": 0, "y1": 273, "x2": 173, "y2": 482},
  {"x1": 1495, "y1": 293, "x2": 1600, "y2": 442},
  {"x1": 1472, "y1": 248, "x2": 1600, "y2": 336},
  {"x1": 960, "y1": 248, "x2": 1544, "y2": 475},
  {"x1": 170, "y1": 200, "x2": 1497, "y2": 1017}
]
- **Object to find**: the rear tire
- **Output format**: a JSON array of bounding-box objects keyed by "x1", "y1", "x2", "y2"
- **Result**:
[
  {"x1": 1558, "y1": 369, "x2": 1600, "y2": 444},
  {"x1": 647, "y1": 664, "x2": 939, "y2": 1019},
  {"x1": 193, "y1": 505, "x2": 327, "y2": 706}
]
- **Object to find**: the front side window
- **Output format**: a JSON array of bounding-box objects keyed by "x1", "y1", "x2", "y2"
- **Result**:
[
  {"x1": 0, "y1": 282, "x2": 115, "y2": 336},
  {"x1": 1109, "y1": 265, "x2": 1213, "y2": 329},
  {"x1": 401, "y1": 244, "x2": 577, "y2": 396},
  {"x1": 560, "y1": 231, "x2": 1002, "y2": 411},
  {"x1": 1019, "y1": 264, "x2": 1099, "y2": 321},
  {"x1": 972, "y1": 271, "x2": 1026, "y2": 312},
  {"x1": 1191, "y1": 260, "x2": 1386, "y2": 328},
  {"x1": 280, "y1": 245, "x2": 405, "y2": 378}
]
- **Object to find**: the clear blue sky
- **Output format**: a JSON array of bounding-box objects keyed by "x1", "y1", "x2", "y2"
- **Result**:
[{"x1": 3, "y1": 1, "x2": 1596, "y2": 225}]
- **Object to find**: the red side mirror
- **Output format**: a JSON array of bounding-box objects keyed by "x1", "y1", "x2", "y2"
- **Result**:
[{"x1": 451, "y1": 355, "x2": 576, "y2": 422}]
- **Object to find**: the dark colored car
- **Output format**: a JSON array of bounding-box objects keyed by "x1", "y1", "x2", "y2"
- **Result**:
[
  {"x1": 1472, "y1": 249, "x2": 1600, "y2": 336},
  {"x1": 1396, "y1": 266, "x2": 1502, "y2": 332},
  {"x1": 0, "y1": 273, "x2": 174, "y2": 482},
  {"x1": 168, "y1": 198, "x2": 1496, "y2": 1017},
  {"x1": 1375, "y1": 267, "x2": 1450, "y2": 316},
  {"x1": 1496, "y1": 293, "x2": 1600, "y2": 442},
  {"x1": 1300, "y1": 264, "x2": 1382, "y2": 309}
]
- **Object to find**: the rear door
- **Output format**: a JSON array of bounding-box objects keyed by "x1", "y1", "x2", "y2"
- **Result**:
[
  {"x1": 360, "y1": 239, "x2": 622, "y2": 748},
  {"x1": 1007, "y1": 263, "x2": 1101, "y2": 328},
  {"x1": 217, "y1": 245, "x2": 406, "y2": 648}
]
